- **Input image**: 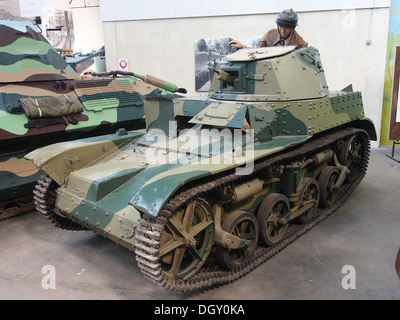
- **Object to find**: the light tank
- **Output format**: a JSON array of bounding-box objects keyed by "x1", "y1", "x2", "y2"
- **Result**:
[
  {"x1": 26, "y1": 45, "x2": 376, "y2": 291},
  {"x1": 0, "y1": 20, "x2": 184, "y2": 220}
]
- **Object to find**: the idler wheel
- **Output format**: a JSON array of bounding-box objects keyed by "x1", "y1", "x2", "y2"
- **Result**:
[
  {"x1": 257, "y1": 193, "x2": 290, "y2": 246},
  {"x1": 158, "y1": 198, "x2": 214, "y2": 280},
  {"x1": 339, "y1": 134, "x2": 364, "y2": 182},
  {"x1": 318, "y1": 166, "x2": 340, "y2": 208},
  {"x1": 216, "y1": 211, "x2": 259, "y2": 270}
]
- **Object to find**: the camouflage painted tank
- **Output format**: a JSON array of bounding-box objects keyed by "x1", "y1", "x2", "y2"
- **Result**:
[
  {"x1": 26, "y1": 46, "x2": 376, "y2": 291},
  {"x1": 0, "y1": 20, "x2": 185, "y2": 220}
]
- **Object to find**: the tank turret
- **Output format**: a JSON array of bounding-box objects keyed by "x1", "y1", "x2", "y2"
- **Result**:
[{"x1": 211, "y1": 46, "x2": 328, "y2": 100}]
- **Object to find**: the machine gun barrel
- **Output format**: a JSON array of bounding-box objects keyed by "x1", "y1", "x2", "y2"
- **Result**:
[{"x1": 213, "y1": 68, "x2": 234, "y2": 85}]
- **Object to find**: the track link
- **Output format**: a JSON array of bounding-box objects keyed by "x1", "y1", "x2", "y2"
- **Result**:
[
  {"x1": 0, "y1": 195, "x2": 36, "y2": 221},
  {"x1": 134, "y1": 128, "x2": 371, "y2": 291}
]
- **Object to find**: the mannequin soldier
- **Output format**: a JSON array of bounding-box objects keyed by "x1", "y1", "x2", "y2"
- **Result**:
[{"x1": 229, "y1": 8, "x2": 308, "y2": 50}]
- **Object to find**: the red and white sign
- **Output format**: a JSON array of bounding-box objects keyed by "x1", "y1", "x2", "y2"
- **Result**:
[{"x1": 118, "y1": 59, "x2": 129, "y2": 72}]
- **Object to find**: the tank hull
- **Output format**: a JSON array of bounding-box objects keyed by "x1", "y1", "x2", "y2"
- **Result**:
[{"x1": 26, "y1": 46, "x2": 376, "y2": 290}]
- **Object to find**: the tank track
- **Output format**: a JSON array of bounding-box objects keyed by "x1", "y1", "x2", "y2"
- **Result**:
[
  {"x1": 0, "y1": 195, "x2": 36, "y2": 221},
  {"x1": 134, "y1": 127, "x2": 370, "y2": 291},
  {"x1": 33, "y1": 175, "x2": 87, "y2": 231}
]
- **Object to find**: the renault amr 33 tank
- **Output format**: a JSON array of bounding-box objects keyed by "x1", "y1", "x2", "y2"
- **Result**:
[
  {"x1": 0, "y1": 20, "x2": 184, "y2": 220},
  {"x1": 26, "y1": 45, "x2": 376, "y2": 291}
]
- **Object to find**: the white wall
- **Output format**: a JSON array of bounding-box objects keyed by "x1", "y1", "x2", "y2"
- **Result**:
[
  {"x1": 71, "y1": 7, "x2": 104, "y2": 52},
  {"x1": 102, "y1": 7, "x2": 390, "y2": 147},
  {"x1": 100, "y1": 0, "x2": 390, "y2": 21}
]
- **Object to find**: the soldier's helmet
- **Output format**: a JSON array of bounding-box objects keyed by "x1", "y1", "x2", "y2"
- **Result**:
[{"x1": 276, "y1": 8, "x2": 298, "y2": 29}]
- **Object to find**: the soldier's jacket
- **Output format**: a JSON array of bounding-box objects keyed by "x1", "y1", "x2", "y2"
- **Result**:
[{"x1": 260, "y1": 29, "x2": 308, "y2": 49}]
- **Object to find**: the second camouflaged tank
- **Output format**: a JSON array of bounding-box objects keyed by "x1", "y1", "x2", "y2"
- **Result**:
[
  {"x1": 0, "y1": 20, "x2": 185, "y2": 220},
  {"x1": 26, "y1": 46, "x2": 376, "y2": 291}
]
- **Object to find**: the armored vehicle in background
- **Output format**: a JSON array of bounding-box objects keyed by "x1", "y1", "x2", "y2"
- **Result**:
[
  {"x1": 0, "y1": 20, "x2": 184, "y2": 220},
  {"x1": 26, "y1": 45, "x2": 376, "y2": 291}
]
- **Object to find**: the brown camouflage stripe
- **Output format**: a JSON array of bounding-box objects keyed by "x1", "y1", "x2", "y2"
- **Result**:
[
  {"x1": 0, "y1": 25, "x2": 46, "y2": 47},
  {"x1": 74, "y1": 78, "x2": 159, "y2": 95},
  {"x1": 0, "y1": 70, "x2": 79, "y2": 82},
  {"x1": 0, "y1": 157, "x2": 39, "y2": 177},
  {"x1": 0, "y1": 82, "x2": 75, "y2": 96}
]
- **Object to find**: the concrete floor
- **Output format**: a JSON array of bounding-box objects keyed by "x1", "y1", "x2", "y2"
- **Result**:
[{"x1": 1, "y1": 146, "x2": 400, "y2": 300}]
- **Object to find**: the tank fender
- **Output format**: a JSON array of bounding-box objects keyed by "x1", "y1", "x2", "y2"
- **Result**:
[
  {"x1": 129, "y1": 168, "x2": 211, "y2": 217},
  {"x1": 352, "y1": 118, "x2": 377, "y2": 141},
  {"x1": 25, "y1": 130, "x2": 144, "y2": 185}
]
